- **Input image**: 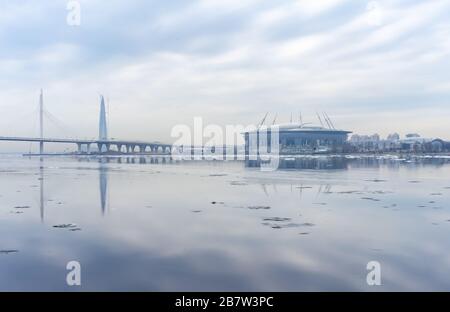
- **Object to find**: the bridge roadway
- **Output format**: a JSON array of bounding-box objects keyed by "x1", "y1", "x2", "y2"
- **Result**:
[{"x1": 0, "y1": 136, "x2": 173, "y2": 154}]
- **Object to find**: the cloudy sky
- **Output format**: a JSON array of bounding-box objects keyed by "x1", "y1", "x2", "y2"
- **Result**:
[{"x1": 0, "y1": 0, "x2": 449, "y2": 149}]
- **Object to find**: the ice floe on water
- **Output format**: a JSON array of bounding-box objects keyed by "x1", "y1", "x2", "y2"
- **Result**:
[
  {"x1": 361, "y1": 197, "x2": 381, "y2": 202},
  {"x1": 53, "y1": 223, "x2": 77, "y2": 228},
  {"x1": 263, "y1": 217, "x2": 292, "y2": 222},
  {"x1": 247, "y1": 206, "x2": 271, "y2": 210},
  {"x1": 365, "y1": 179, "x2": 387, "y2": 183},
  {"x1": 229, "y1": 181, "x2": 248, "y2": 186},
  {"x1": 52, "y1": 224, "x2": 81, "y2": 231},
  {"x1": 0, "y1": 250, "x2": 19, "y2": 255},
  {"x1": 14, "y1": 206, "x2": 30, "y2": 209}
]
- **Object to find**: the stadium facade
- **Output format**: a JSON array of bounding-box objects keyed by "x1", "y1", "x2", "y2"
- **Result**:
[{"x1": 244, "y1": 123, "x2": 352, "y2": 156}]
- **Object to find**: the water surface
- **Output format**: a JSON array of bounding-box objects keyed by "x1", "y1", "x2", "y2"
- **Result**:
[{"x1": 1, "y1": 155, "x2": 450, "y2": 291}]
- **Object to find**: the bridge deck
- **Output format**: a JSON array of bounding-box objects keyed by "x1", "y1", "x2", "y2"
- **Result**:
[{"x1": 0, "y1": 136, "x2": 171, "y2": 147}]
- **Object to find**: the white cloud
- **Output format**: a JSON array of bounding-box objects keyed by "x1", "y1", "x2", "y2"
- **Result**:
[
  {"x1": 294, "y1": 0, "x2": 349, "y2": 17},
  {"x1": 35, "y1": 43, "x2": 81, "y2": 66},
  {"x1": 0, "y1": 0, "x2": 449, "y2": 149}
]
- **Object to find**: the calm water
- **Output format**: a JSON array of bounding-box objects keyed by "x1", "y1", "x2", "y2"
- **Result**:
[{"x1": 1, "y1": 155, "x2": 450, "y2": 291}]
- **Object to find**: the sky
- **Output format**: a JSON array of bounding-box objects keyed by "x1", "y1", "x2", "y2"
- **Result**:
[{"x1": 0, "y1": 0, "x2": 449, "y2": 150}]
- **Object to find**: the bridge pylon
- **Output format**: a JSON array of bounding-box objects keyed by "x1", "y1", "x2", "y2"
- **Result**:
[
  {"x1": 99, "y1": 95, "x2": 108, "y2": 141},
  {"x1": 39, "y1": 89, "x2": 44, "y2": 154}
]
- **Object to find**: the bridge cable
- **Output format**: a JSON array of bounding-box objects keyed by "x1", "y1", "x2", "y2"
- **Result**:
[{"x1": 43, "y1": 109, "x2": 78, "y2": 139}]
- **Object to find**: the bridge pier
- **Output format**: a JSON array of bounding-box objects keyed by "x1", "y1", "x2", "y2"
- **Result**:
[
  {"x1": 98, "y1": 143, "x2": 111, "y2": 153},
  {"x1": 126, "y1": 144, "x2": 137, "y2": 154}
]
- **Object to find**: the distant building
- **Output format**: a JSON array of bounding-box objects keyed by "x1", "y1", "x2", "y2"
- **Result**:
[
  {"x1": 349, "y1": 133, "x2": 384, "y2": 152},
  {"x1": 348, "y1": 132, "x2": 449, "y2": 153},
  {"x1": 400, "y1": 135, "x2": 431, "y2": 152},
  {"x1": 387, "y1": 133, "x2": 400, "y2": 141},
  {"x1": 429, "y1": 139, "x2": 445, "y2": 153}
]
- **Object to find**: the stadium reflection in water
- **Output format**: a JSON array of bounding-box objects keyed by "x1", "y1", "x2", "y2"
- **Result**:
[
  {"x1": 245, "y1": 155, "x2": 450, "y2": 170},
  {"x1": 245, "y1": 156, "x2": 349, "y2": 170}
]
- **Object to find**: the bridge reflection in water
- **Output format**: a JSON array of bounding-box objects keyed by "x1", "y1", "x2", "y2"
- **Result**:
[
  {"x1": 37, "y1": 157, "x2": 111, "y2": 221},
  {"x1": 36, "y1": 156, "x2": 176, "y2": 221},
  {"x1": 99, "y1": 160, "x2": 108, "y2": 215}
]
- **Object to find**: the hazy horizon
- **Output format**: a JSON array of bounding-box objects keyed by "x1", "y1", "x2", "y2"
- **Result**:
[{"x1": 1, "y1": 0, "x2": 450, "y2": 152}]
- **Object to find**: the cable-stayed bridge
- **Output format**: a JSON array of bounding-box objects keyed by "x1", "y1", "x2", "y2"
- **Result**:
[
  {"x1": 0, "y1": 135, "x2": 173, "y2": 154},
  {"x1": 0, "y1": 90, "x2": 172, "y2": 155}
]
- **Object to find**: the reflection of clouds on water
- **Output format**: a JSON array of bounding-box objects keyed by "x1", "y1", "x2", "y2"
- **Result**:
[{"x1": 1, "y1": 155, "x2": 450, "y2": 290}]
